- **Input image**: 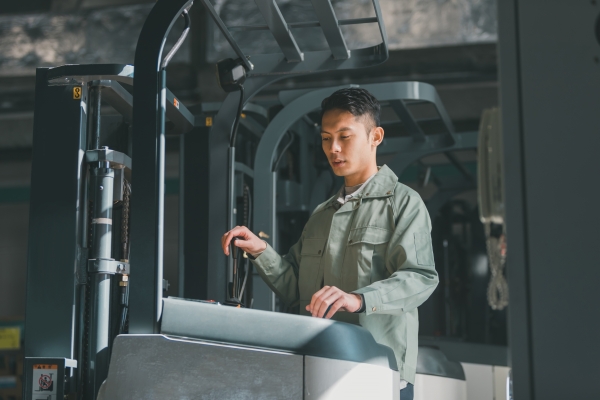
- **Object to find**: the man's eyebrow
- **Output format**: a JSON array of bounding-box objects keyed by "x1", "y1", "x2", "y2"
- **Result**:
[{"x1": 320, "y1": 127, "x2": 353, "y2": 134}]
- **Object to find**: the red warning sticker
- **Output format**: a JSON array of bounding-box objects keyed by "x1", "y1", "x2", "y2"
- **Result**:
[{"x1": 38, "y1": 374, "x2": 52, "y2": 390}]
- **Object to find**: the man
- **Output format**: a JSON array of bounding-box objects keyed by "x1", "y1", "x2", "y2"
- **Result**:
[{"x1": 221, "y1": 88, "x2": 439, "y2": 399}]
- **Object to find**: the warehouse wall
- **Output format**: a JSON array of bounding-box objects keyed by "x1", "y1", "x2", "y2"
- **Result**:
[
  {"x1": 0, "y1": 203, "x2": 29, "y2": 317},
  {"x1": 0, "y1": 158, "x2": 30, "y2": 318}
]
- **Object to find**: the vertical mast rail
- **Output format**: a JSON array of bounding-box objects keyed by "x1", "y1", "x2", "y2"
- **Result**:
[{"x1": 129, "y1": 0, "x2": 193, "y2": 334}]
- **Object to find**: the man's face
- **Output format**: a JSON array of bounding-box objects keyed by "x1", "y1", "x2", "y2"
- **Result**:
[{"x1": 321, "y1": 109, "x2": 379, "y2": 178}]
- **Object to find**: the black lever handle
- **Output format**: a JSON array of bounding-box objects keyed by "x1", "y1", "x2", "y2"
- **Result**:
[{"x1": 230, "y1": 236, "x2": 242, "y2": 260}]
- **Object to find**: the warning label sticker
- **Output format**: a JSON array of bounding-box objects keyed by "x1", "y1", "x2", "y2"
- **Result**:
[{"x1": 32, "y1": 364, "x2": 57, "y2": 400}]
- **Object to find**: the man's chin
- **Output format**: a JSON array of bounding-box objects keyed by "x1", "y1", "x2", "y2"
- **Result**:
[{"x1": 330, "y1": 164, "x2": 350, "y2": 177}]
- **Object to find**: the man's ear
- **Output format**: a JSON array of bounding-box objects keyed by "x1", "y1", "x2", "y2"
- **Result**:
[{"x1": 370, "y1": 126, "x2": 384, "y2": 147}]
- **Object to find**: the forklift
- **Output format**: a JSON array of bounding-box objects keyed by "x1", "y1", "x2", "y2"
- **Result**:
[{"x1": 22, "y1": 1, "x2": 462, "y2": 399}]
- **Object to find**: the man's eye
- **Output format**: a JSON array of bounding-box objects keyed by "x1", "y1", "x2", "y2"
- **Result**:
[
  {"x1": 341, "y1": 136, "x2": 350, "y2": 139},
  {"x1": 321, "y1": 137, "x2": 329, "y2": 141}
]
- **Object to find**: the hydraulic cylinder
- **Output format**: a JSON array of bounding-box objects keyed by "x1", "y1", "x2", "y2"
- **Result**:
[
  {"x1": 91, "y1": 162, "x2": 114, "y2": 260},
  {"x1": 86, "y1": 161, "x2": 115, "y2": 399}
]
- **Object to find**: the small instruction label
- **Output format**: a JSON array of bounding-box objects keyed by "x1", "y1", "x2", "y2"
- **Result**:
[
  {"x1": 174, "y1": 97, "x2": 180, "y2": 109},
  {"x1": 73, "y1": 87, "x2": 82, "y2": 100},
  {"x1": 206, "y1": 116, "x2": 213, "y2": 127},
  {"x1": 32, "y1": 364, "x2": 58, "y2": 400}
]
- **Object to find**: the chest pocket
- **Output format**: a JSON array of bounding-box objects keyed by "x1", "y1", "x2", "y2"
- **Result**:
[
  {"x1": 299, "y1": 238, "x2": 326, "y2": 300},
  {"x1": 345, "y1": 226, "x2": 392, "y2": 289},
  {"x1": 348, "y1": 226, "x2": 392, "y2": 245}
]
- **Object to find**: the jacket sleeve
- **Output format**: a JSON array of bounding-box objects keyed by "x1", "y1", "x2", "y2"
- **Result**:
[
  {"x1": 352, "y1": 193, "x2": 439, "y2": 316},
  {"x1": 249, "y1": 236, "x2": 303, "y2": 306}
]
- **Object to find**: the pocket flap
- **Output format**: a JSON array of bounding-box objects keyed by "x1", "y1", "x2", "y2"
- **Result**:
[
  {"x1": 414, "y1": 232, "x2": 434, "y2": 266},
  {"x1": 301, "y1": 238, "x2": 326, "y2": 256},
  {"x1": 348, "y1": 226, "x2": 392, "y2": 245}
]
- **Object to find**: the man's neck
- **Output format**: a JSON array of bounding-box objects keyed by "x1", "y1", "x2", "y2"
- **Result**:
[{"x1": 343, "y1": 164, "x2": 379, "y2": 187}]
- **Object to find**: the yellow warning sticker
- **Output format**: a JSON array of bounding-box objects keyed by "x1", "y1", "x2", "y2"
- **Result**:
[
  {"x1": 0, "y1": 327, "x2": 20, "y2": 350},
  {"x1": 206, "y1": 116, "x2": 213, "y2": 127},
  {"x1": 33, "y1": 364, "x2": 58, "y2": 370},
  {"x1": 73, "y1": 86, "x2": 82, "y2": 100},
  {"x1": 174, "y1": 98, "x2": 180, "y2": 109}
]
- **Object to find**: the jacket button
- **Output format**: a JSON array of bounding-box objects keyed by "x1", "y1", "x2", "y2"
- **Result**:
[
  {"x1": 386, "y1": 191, "x2": 391, "y2": 195},
  {"x1": 372, "y1": 307, "x2": 377, "y2": 312},
  {"x1": 348, "y1": 240, "x2": 353, "y2": 244},
  {"x1": 366, "y1": 193, "x2": 370, "y2": 196}
]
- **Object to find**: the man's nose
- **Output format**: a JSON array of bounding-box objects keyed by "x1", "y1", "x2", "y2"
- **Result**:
[{"x1": 330, "y1": 139, "x2": 341, "y2": 153}]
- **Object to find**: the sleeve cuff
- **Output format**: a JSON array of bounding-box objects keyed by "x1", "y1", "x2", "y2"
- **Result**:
[
  {"x1": 353, "y1": 294, "x2": 366, "y2": 313},
  {"x1": 249, "y1": 242, "x2": 280, "y2": 273},
  {"x1": 352, "y1": 287, "x2": 383, "y2": 315},
  {"x1": 248, "y1": 240, "x2": 267, "y2": 259}
]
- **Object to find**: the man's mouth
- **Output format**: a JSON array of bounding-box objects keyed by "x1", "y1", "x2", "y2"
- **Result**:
[{"x1": 332, "y1": 159, "x2": 345, "y2": 167}]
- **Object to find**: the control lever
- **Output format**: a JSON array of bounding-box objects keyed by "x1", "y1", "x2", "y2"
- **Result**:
[
  {"x1": 230, "y1": 237, "x2": 241, "y2": 260},
  {"x1": 230, "y1": 237, "x2": 240, "y2": 298},
  {"x1": 227, "y1": 237, "x2": 246, "y2": 307}
]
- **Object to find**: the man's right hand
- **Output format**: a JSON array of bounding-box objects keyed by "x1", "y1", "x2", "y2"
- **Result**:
[{"x1": 221, "y1": 226, "x2": 267, "y2": 257}]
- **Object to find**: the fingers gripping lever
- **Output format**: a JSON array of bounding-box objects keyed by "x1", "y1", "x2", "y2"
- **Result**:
[{"x1": 228, "y1": 237, "x2": 248, "y2": 306}]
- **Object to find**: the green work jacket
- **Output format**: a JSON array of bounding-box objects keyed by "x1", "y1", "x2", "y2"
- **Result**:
[{"x1": 251, "y1": 165, "x2": 439, "y2": 383}]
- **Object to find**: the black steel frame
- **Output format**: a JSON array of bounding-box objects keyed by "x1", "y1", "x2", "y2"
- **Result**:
[
  {"x1": 128, "y1": 0, "x2": 195, "y2": 334},
  {"x1": 24, "y1": 70, "x2": 89, "y2": 400}
]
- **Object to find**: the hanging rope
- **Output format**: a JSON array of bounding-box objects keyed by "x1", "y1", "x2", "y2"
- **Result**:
[
  {"x1": 478, "y1": 108, "x2": 509, "y2": 310},
  {"x1": 485, "y1": 223, "x2": 509, "y2": 310}
]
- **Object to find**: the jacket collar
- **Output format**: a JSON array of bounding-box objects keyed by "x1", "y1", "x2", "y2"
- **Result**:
[{"x1": 324, "y1": 165, "x2": 398, "y2": 210}]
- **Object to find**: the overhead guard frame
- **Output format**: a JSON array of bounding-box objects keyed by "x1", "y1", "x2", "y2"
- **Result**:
[{"x1": 200, "y1": 0, "x2": 388, "y2": 73}]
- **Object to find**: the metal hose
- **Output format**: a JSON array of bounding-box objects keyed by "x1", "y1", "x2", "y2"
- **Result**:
[{"x1": 161, "y1": 7, "x2": 192, "y2": 69}]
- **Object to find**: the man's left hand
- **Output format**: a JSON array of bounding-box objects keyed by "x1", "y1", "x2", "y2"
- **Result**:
[{"x1": 306, "y1": 286, "x2": 362, "y2": 319}]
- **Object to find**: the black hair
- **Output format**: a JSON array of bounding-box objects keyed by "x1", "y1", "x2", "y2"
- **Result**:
[{"x1": 320, "y1": 88, "x2": 381, "y2": 133}]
